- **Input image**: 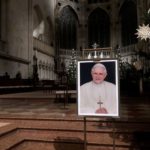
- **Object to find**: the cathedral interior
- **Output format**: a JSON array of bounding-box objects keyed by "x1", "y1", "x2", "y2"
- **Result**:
[{"x1": 0, "y1": 0, "x2": 150, "y2": 150}]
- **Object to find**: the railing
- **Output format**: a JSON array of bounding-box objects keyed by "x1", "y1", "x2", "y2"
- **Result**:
[
  {"x1": 59, "y1": 43, "x2": 148, "y2": 59},
  {"x1": 33, "y1": 37, "x2": 54, "y2": 56},
  {"x1": 119, "y1": 44, "x2": 138, "y2": 57},
  {"x1": 59, "y1": 47, "x2": 115, "y2": 59},
  {"x1": 58, "y1": 44, "x2": 150, "y2": 75},
  {"x1": 59, "y1": 49, "x2": 82, "y2": 58},
  {"x1": 82, "y1": 47, "x2": 115, "y2": 59}
]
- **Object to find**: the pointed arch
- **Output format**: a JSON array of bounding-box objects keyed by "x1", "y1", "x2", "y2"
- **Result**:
[
  {"x1": 120, "y1": 0, "x2": 138, "y2": 46},
  {"x1": 88, "y1": 8, "x2": 110, "y2": 47},
  {"x1": 57, "y1": 5, "x2": 79, "y2": 49}
]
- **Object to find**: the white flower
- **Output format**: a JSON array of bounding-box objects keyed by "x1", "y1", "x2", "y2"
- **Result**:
[{"x1": 136, "y1": 24, "x2": 150, "y2": 40}]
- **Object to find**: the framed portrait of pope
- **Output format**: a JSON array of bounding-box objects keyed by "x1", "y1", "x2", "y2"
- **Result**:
[{"x1": 77, "y1": 59, "x2": 119, "y2": 117}]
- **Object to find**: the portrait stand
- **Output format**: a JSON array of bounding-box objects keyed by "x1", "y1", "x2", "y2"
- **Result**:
[
  {"x1": 79, "y1": 46, "x2": 118, "y2": 150},
  {"x1": 83, "y1": 117, "x2": 116, "y2": 150},
  {"x1": 83, "y1": 117, "x2": 87, "y2": 150}
]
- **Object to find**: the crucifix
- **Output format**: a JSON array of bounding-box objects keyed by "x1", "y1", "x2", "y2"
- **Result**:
[
  {"x1": 97, "y1": 96, "x2": 103, "y2": 109},
  {"x1": 92, "y1": 42, "x2": 99, "y2": 59}
]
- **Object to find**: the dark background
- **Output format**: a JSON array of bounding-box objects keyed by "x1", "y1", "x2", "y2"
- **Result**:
[{"x1": 79, "y1": 61, "x2": 116, "y2": 86}]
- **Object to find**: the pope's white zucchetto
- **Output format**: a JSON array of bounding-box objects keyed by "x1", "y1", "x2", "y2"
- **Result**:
[{"x1": 91, "y1": 63, "x2": 107, "y2": 74}]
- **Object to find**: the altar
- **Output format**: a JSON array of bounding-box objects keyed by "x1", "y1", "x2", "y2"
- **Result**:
[{"x1": 82, "y1": 46, "x2": 114, "y2": 59}]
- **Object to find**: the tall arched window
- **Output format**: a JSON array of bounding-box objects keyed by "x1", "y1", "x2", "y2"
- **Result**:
[
  {"x1": 120, "y1": 1, "x2": 138, "y2": 46},
  {"x1": 0, "y1": 0, "x2": 1, "y2": 39},
  {"x1": 88, "y1": 8, "x2": 110, "y2": 47},
  {"x1": 58, "y1": 6, "x2": 78, "y2": 49}
]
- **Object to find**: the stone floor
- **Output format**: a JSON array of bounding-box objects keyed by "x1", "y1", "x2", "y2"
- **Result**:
[
  {"x1": 0, "y1": 90, "x2": 149, "y2": 150},
  {"x1": 0, "y1": 90, "x2": 149, "y2": 121},
  {"x1": 0, "y1": 90, "x2": 78, "y2": 119}
]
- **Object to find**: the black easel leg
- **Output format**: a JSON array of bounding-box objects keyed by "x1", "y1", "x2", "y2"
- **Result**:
[
  {"x1": 112, "y1": 121, "x2": 116, "y2": 150},
  {"x1": 84, "y1": 117, "x2": 87, "y2": 150}
]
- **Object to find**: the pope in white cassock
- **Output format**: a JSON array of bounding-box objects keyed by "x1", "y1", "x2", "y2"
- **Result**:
[{"x1": 79, "y1": 63, "x2": 118, "y2": 116}]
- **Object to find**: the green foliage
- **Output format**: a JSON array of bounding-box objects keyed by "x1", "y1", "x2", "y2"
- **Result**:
[
  {"x1": 66, "y1": 49, "x2": 77, "y2": 85},
  {"x1": 119, "y1": 62, "x2": 139, "y2": 81},
  {"x1": 67, "y1": 62, "x2": 76, "y2": 84}
]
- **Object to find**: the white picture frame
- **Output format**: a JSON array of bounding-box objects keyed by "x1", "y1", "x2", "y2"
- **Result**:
[{"x1": 77, "y1": 59, "x2": 119, "y2": 117}]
